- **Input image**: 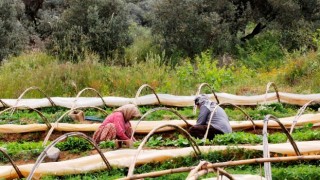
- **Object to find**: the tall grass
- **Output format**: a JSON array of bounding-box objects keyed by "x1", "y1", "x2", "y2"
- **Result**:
[
  {"x1": 0, "y1": 49, "x2": 320, "y2": 98},
  {"x1": 277, "y1": 50, "x2": 320, "y2": 93}
]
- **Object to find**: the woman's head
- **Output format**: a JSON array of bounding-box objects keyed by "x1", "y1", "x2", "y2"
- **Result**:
[
  {"x1": 194, "y1": 94, "x2": 209, "y2": 106},
  {"x1": 114, "y1": 104, "x2": 141, "y2": 122}
]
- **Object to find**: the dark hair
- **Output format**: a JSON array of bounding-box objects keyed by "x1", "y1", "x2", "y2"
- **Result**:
[{"x1": 194, "y1": 97, "x2": 200, "y2": 105}]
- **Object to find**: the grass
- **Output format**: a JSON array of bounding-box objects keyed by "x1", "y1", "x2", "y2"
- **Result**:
[
  {"x1": 1, "y1": 49, "x2": 320, "y2": 98},
  {"x1": 1, "y1": 49, "x2": 320, "y2": 179}
]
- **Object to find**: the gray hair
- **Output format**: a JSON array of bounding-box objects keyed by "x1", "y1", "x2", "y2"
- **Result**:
[{"x1": 194, "y1": 94, "x2": 209, "y2": 106}]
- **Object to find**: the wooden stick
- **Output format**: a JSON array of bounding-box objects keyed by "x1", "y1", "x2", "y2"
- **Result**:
[{"x1": 120, "y1": 155, "x2": 320, "y2": 180}]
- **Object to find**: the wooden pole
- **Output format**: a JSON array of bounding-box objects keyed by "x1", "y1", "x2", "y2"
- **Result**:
[{"x1": 120, "y1": 155, "x2": 320, "y2": 180}]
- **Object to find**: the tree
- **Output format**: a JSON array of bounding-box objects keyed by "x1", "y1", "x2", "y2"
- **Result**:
[
  {"x1": 49, "y1": 0, "x2": 131, "y2": 62},
  {"x1": 151, "y1": 0, "x2": 320, "y2": 58},
  {"x1": 21, "y1": 0, "x2": 44, "y2": 25},
  {"x1": 0, "y1": 0, "x2": 28, "y2": 61}
]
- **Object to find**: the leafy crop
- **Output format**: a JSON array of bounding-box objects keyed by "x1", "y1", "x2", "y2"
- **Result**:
[
  {"x1": 213, "y1": 132, "x2": 262, "y2": 145},
  {"x1": 55, "y1": 137, "x2": 93, "y2": 153},
  {"x1": 0, "y1": 141, "x2": 44, "y2": 163}
]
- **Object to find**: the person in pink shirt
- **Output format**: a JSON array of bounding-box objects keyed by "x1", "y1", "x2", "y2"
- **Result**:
[{"x1": 93, "y1": 104, "x2": 141, "y2": 148}]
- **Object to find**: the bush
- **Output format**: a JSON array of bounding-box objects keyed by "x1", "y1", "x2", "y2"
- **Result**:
[
  {"x1": 49, "y1": 0, "x2": 131, "y2": 62},
  {"x1": 278, "y1": 50, "x2": 320, "y2": 92},
  {"x1": 236, "y1": 31, "x2": 285, "y2": 70},
  {"x1": 175, "y1": 51, "x2": 235, "y2": 93},
  {"x1": 0, "y1": 0, "x2": 28, "y2": 61}
]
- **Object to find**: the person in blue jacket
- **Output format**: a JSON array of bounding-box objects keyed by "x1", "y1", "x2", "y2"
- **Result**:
[{"x1": 189, "y1": 94, "x2": 232, "y2": 140}]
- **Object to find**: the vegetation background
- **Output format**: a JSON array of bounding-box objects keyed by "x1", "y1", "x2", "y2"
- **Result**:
[{"x1": 1, "y1": 0, "x2": 320, "y2": 97}]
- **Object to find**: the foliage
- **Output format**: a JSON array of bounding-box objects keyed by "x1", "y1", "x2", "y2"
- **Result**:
[
  {"x1": 55, "y1": 137, "x2": 93, "y2": 153},
  {"x1": 0, "y1": 141, "x2": 44, "y2": 162},
  {"x1": 175, "y1": 51, "x2": 235, "y2": 92},
  {"x1": 49, "y1": 0, "x2": 131, "y2": 62},
  {"x1": 99, "y1": 141, "x2": 115, "y2": 149},
  {"x1": 272, "y1": 164, "x2": 320, "y2": 180},
  {"x1": 212, "y1": 132, "x2": 262, "y2": 145},
  {"x1": 236, "y1": 31, "x2": 285, "y2": 70},
  {"x1": 2, "y1": 48, "x2": 320, "y2": 97},
  {"x1": 124, "y1": 24, "x2": 160, "y2": 65},
  {"x1": 225, "y1": 103, "x2": 299, "y2": 121},
  {"x1": 0, "y1": 52, "x2": 109, "y2": 97},
  {"x1": 278, "y1": 50, "x2": 320, "y2": 92},
  {"x1": 0, "y1": 0, "x2": 28, "y2": 61},
  {"x1": 151, "y1": 0, "x2": 239, "y2": 58}
]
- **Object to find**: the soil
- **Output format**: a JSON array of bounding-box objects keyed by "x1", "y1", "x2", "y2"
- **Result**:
[{"x1": 0, "y1": 131, "x2": 94, "y2": 142}]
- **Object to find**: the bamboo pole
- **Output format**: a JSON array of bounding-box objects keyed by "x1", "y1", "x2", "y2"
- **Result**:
[
  {"x1": 42, "y1": 106, "x2": 108, "y2": 145},
  {"x1": 27, "y1": 132, "x2": 111, "y2": 180},
  {"x1": 120, "y1": 155, "x2": 320, "y2": 180},
  {"x1": 71, "y1": 88, "x2": 108, "y2": 110},
  {"x1": 264, "y1": 82, "x2": 280, "y2": 104},
  {"x1": 134, "y1": 84, "x2": 161, "y2": 105},
  {"x1": 0, "y1": 106, "x2": 52, "y2": 129},
  {"x1": 10, "y1": 86, "x2": 55, "y2": 115},
  {"x1": 193, "y1": 83, "x2": 220, "y2": 114},
  {"x1": 127, "y1": 124, "x2": 201, "y2": 177},
  {"x1": 130, "y1": 107, "x2": 191, "y2": 140},
  {"x1": 289, "y1": 99, "x2": 320, "y2": 134}
]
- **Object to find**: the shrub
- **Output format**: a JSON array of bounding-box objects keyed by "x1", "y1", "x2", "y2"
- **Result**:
[
  {"x1": 49, "y1": 0, "x2": 131, "y2": 62},
  {"x1": 0, "y1": 0, "x2": 28, "y2": 61},
  {"x1": 175, "y1": 51, "x2": 235, "y2": 93},
  {"x1": 236, "y1": 31, "x2": 285, "y2": 70},
  {"x1": 278, "y1": 50, "x2": 320, "y2": 92}
]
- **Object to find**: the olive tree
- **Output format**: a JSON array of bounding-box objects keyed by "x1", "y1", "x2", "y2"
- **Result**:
[{"x1": 49, "y1": 0, "x2": 131, "y2": 62}]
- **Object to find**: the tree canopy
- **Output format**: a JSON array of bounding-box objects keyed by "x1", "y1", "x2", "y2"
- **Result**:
[{"x1": 1, "y1": 0, "x2": 320, "y2": 64}]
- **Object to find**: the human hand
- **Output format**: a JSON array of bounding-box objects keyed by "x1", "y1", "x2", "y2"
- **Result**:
[{"x1": 124, "y1": 139, "x2": 134, "y2": 148}]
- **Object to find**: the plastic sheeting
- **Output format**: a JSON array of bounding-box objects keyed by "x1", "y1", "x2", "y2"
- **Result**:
[
  {"x1": 1, "y1": 113, "x2": 320, "y2": 134},
  {"x1": 1, "y1": 141, "x2": 320, "y2": 179},
  {"x1": 1, "y1": 92, "x2": 320, "y2": 109}
]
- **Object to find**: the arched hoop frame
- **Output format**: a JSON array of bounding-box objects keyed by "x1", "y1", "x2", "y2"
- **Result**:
[
  {"x1": 0, "y1": 99, "x2": 8, "y2": 108},
  {"x1": 118, "y1": 155, "x2": 320, "y2": 180},
  {"x1": 193, "y1": 83, "x2": 220, "y2": 115},
  {"x1": 10, "y1": 86, "x2": 55, "y2": 114},
  {"x1": 0, "y1": 106, "x2": 52, "y2": 129},
  {"x1": 219, "y1": 103, "x2": 256, "y2": 131},
  {"x1": 127, "y1": 124, "x2": 201, "y2": 177},
  {"x1": 202, "y1": 103, "x2": 256, "y2": 142},
  {"x1": 42, "y1": 106, "x2": 108, "y2": 145},
  {"x1": 262, "y1": 114, "x2": 301, "y2": 180},
  {"x1": 27, "y1": 132, "x2": 112, "y2": 180},
  {"x1": 130, "y1": 107, "x2": 191, "y2": 140},
  {"x1": 289, "y1": 99, "x2": 320, "y2": 134},
  {"x1": 134, "y1": 84, "x2": 161, "y2": 105},
  {"x1": 264, "y1": 82, "x2": 280, "y2": 104},
  {"x1": 0, "y1": 148, "x2": 23, "y2": 179},
  {"x1": 71, "y1": 88, "x2": 108, "y2": 110}
]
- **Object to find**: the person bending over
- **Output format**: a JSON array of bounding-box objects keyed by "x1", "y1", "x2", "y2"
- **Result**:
[
  {"x1": 93, "y1": 104, "x2": 141, "y2": 148},
  {"x1": 189, "y1": 94, "x2": 232, "y2": 140}
]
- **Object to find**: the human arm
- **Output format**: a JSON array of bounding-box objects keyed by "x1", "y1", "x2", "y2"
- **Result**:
[{"x1": 197, "y1": 105, "x2": 210, "y2": 125}]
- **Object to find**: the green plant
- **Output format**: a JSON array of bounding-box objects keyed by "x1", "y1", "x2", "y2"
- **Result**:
[
  {"x1": 49, "y1": 0, "x2": 131, "y2": 62},
  {"x1": 212, "y1": 132, "x2": 262, "y2": 145},
  {"x1": 0, "y1": 0, "x2": 27, "y2": 61},
  {"x1": 0, "y1": 141, "x2": 44, "y2": 162},
  {"x1": 55, "y1": 137, "x2": 93, "y2": 153},
  {"x1": 236, "y1": 31, "x2": 285, "y2": 70},
  {"x1": 99, "y1": 141, "x2": 115, "y2": 149}
]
